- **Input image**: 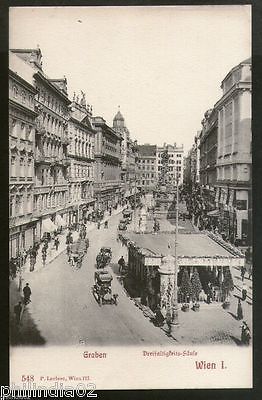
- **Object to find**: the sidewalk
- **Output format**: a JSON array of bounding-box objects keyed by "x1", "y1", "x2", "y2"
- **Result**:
[{"x1": 16, "y1": 205, "x2": 126, "y2": 283}]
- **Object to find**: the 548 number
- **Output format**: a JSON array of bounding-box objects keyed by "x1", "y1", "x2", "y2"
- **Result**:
[{"x1": 21, "y1": 375, "x2": 34, "y2": 382}]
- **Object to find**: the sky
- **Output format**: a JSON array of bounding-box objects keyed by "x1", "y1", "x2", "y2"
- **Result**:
[{"x1": 9, "y1": 6, "x2": 251, "y2": 153}]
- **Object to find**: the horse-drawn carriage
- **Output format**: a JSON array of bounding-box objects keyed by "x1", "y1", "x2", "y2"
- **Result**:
[
  {"x1": 92, "y1": 270, "x2": 118, "y2": 306},
  {"x1": 69, "y1": 238, "x2": 89, "y2": 268},
  {"x1": 96, "y1": 247, "x2": 112, "y2": 269}
]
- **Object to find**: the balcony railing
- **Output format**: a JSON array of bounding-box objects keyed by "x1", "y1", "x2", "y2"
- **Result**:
[{"x1": 35, "y1": 121, "x2": 46, "y2": 136}]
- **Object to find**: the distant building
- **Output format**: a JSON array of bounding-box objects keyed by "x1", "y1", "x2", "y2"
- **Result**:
[
  {"x1": 67, "y1": 93, "x2": 96, "y2": 225},
  {"x1": 92, "y1": 116, "x2": 123, "y2": 210},
  {"x1": 184, "y1": 133, "x2": 200, "y2": 189},
  {"x1": 156, "y1": 143, "x2": 184, "y2": 186},
  {"x1": 215, "y1": 57, "x2": 252, "y2": 244},
  {"x1": 137, "y1": 145, "x2": 157, "y2": 192},
  {"x1": 112, "y1": 109, "x2": 138, "y2": 201}
]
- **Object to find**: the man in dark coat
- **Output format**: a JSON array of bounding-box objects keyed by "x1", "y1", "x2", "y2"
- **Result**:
[{"x1": 23, "y1": 283, "x2": 32, "y2": 304}]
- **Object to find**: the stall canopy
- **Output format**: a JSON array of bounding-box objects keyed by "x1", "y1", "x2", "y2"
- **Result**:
[
  {"x1": 55, "y1": 214, "x2": 67, "y2": 227},
  {"x1": 207, "y1": 209, "x2": 220, "y2": 217},
  {"x1": 42, "y1": 218, "x2": 58, "y2": 233}
]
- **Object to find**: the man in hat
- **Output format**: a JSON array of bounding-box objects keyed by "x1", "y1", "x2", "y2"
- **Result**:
[
  {"x1": 241, "y1": 321, "x2": 251, "y2": 345},
  {"x1": 23, "y1": 283, "x2": 32, "y2": 305}
]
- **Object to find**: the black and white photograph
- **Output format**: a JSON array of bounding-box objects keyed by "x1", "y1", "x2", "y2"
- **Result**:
[{"x1": 9, "y1": 5, "x2": 252, "y2": 390}]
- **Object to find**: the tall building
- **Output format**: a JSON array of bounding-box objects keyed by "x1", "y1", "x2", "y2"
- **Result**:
[
  {"x1": 137, "y1": 145, "x2": 157, "y2": 192},
  {"x1": 215, "y1": 57, "x2": 252, "y2": 244},
  {"x1": 10, "y1": 47, "x2": 71, "y2": 241},
  {"x1": 112, "y1": 108, "x2": 138, "y2": 201},
  {"x1": 9, "y1": 52, "x2": 39, "y2": 257},
  {"x1": 199, "y1": 108, "x2": 218, "y2": 209},
  {"x1": 92, "y1": 116, "x2": 123, "y2": 210},
  {"x1": 67, "y1": 92, "x2": 96, "y2": 225},
  {"x1": 184, "y1": 134, "x2": 200, "y2": 190},
  {"x1": 156, "y1": 143, "x2": 184, "y2": 186}
]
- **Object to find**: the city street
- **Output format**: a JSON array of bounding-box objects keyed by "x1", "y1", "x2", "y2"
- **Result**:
[{"x1": 11, "y1": 210, "x2": 174, "y2": 346}]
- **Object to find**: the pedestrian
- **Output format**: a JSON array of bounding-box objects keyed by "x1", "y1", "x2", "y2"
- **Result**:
[
  {"x1": 242, "y1": 282, "x2": 247, "y2": 301},
  {"x1": 237, "y1": 298, "x2": 243, "y2": 320},
  {"x1": 14, "y1": 301, "x2": 23, "y2": 325},
  {"x1": 22, "y1": 248, "x2": 27, "y2": 265},
  {"x1": 241, "y1": 266, "x2": 246, "y2": 281},
  {"x1": 54, "y1": 237, "x2": 60, "y2": 251},
  {"x1": 66, "y1": 244, "x2": 71, "y2": 262},
  {"x1": 118, "y1": 256, "x2": 125, "y2": 273},
  {"x1": 23, "y1": 283, "x2": 32, "y2": 304},
  {"x1": 9, "y1": 257, "x2": 17, "y2": 279},
  {"x1": 241, "y1": 321, "x2": 251, "y2": 345}
]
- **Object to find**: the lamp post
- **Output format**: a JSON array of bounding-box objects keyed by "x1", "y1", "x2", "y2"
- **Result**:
[{"x1": 170, "y1": 177, "x2": 180, "y2": 329}]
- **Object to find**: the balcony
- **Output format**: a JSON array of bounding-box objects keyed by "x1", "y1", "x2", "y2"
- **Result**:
[
  {"x1": 62, "y1": 157, "x2": 71, "y2": 167},
  {"x1": 35, "y1": 121, "x2": 46, "y2": 136},
  {"x1": 35, "y1": 154, "x2": 47, "y2": 164}
]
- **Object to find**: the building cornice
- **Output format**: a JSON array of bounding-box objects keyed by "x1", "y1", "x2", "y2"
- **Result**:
[
  {"x1": 9, "y1": 98, "x2": 39, "y2": 118},
  {"x1": 9, "y1": 69, "x2": 38, "y2": 94},
  {"x1": 34, "y1": 71, "x2": 71, "y2": 105}
]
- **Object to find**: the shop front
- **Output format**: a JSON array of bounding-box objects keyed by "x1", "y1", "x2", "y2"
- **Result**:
[{"x1": 9, "y1": 219, "x2": 38, "y2": 258}]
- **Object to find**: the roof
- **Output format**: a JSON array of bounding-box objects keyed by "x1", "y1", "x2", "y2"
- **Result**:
[
  {"x1": 123, "y1": 232, "x2": 238, "y2": 258},
  {"x1": 113, "y1": 110, "x2": 125, "y2": 121},
  {"x1": 9, "y1": 51, "x2": 35, "y2": 87},
  {"x1": 138, "y1": 144, "x2": 156, "y2": 157}
]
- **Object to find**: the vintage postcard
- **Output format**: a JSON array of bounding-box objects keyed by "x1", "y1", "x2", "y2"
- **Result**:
[{"x1": 8, "y1": 5, "x2": 252, "y2": 394}]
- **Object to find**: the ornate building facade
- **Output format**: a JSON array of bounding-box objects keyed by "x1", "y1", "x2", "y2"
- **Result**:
[
  {"x1": 67, "y1": 92, "x2": 96, "y2": 224},
  {"x1": 92, "y1": 116, "x2": 123, "y2": 210},
  {"x1": 215, "y1": 58, "x2": 252, "y2": 244},
  {"x1": 10, "y1": 48, "x2": 71, "y2": 241},
  {"x1": 9, "y1": 53, "x2": 39, "y2": 257}
]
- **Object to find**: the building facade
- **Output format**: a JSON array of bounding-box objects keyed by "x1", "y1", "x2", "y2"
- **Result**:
[
  {"x1": 199, "y1": 108, "x2": 218, "y2": 210},
  {"x1": 92, "y1": 116, "x2": 123, "y2": 210},
  {"x1": 67, "y1": 92, "x2": 96, "y2": 225},
  {"x1": 215, "y1": 58, "x2": 252, "y2": 244},
  {"x1": 156, "y1": 143, "x2": 184, "y2": 186},
  {"x1": 137, "y1": 145, "x2": 157, "y2": 192},
  {"x1": 9, "y1": 54, "x2": 39, "y2": 257},
  {"x1": 184, "y1": 134, "x2": 200, "y2": 190},
  {"x1": 112, "y1": 109, "x2": 138, "y2": 202},
  {"x1": 10, "y1": 48, "x2": 71, "y2": 241}
]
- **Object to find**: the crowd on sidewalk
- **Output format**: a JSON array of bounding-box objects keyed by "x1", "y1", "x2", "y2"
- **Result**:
[{"x1": 9, "y1": 203, "x2": 130, "y2": 284}]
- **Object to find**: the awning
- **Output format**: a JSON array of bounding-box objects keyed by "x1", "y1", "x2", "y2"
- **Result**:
[
  {"x1": 42, "y1": 218, "x2": 58, "y2": 233},
  {"x1": 55, "y1": 214, "x2": 67, "y2": 227},
  {"x1": 207, "y1": 209, "x2": 220, "y2": 217}
]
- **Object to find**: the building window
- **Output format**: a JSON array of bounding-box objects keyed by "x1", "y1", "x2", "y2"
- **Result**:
[{"x1": 11, "y1": 156, "x2": 16, "y2": 177}]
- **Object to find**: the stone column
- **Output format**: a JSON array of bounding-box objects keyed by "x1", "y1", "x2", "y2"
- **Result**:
[{"x1": 158, "y1": 255, "x2": 176, "y2": 318}]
